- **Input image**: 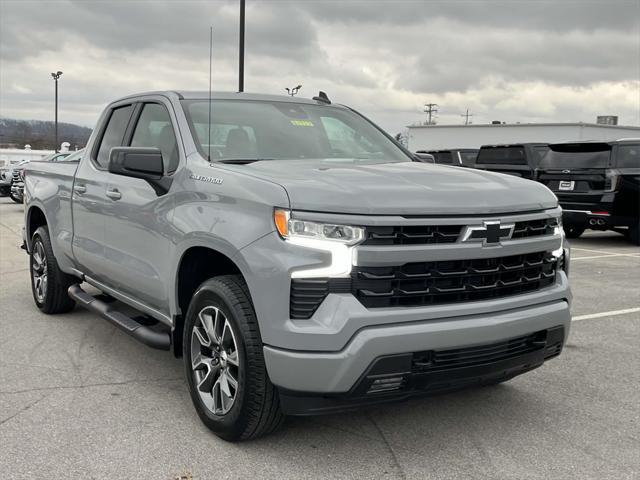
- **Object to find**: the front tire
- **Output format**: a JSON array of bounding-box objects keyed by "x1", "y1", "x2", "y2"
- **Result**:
[
  {"x1": 183, "y1": 275, "x2": 284, "y2": 441},
  {"x1": 30, "y1": 226, "x2": 76, "y2": 314},
  {"x1": 10, "y1": 192, "x2": 22, "y2": 204}
]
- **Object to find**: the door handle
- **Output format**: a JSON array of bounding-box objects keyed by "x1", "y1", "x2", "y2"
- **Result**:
[
  {"x1": 106, "y1": 188, "x2": 122, "y2": 200},
  {"x1": 73, "y1": 184, "x2": 86, "y2": 194}
]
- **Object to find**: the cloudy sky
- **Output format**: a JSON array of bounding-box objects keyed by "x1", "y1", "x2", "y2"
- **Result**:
[{"x1": 1, "y1": 0, "x2": 639, "y2": 134}]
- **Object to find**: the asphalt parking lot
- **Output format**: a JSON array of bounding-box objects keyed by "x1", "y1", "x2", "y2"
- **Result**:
[{"x1": 0, "y1": 197, "x2": 638, "y2": 480}]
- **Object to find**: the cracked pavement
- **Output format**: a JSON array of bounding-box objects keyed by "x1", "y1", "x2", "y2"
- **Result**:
[{"x1": 1, "y1": 197, "x2": 639, "y2": 479}]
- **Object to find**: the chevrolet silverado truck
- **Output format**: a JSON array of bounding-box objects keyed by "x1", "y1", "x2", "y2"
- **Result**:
[
  {"x1": 536, "y1": 140, "x2": 640, "y2": 243},
  {"x1": 23, "y1": 91, "x2": 571, "y2": 441}
]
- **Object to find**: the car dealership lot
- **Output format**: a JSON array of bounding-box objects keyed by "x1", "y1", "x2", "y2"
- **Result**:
[{"x1": 0, "y1": 197, "x2": 638, "y2": 479}]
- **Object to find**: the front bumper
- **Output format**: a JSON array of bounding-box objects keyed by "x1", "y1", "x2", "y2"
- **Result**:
[
  {"x1": 264, "y1": 293, "x2": 570, "y2": 398},
  {"x1": 278, "y1": 324, "x2": 565, "y2": 415}
]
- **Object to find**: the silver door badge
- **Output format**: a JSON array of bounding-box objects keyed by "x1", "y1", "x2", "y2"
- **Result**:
[{"x1": 190, "y1": 174, "x2": 223, "y2": 184}]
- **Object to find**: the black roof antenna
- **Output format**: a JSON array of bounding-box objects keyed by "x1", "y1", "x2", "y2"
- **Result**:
[
  {"x1": 207, "y1": 26, "x2": 213, "y2": 162},
  {"x1": 313, "y1": 91, "x2": 331, "y2": 104}
]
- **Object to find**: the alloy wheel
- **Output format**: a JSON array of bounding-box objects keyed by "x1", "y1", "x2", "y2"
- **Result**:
[
  {"x1": 190, "y1": 305, "x2": 240, "y2": 415},
  {"x1": 32, "y1": 239, "x2": 48, "y2": 303}
]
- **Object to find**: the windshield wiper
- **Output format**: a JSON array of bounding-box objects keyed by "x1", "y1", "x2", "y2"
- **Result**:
[{"x1": 217, "y1": 158, "x2": 273, "y2": 165}]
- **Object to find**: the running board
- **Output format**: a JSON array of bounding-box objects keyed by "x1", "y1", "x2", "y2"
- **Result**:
[{"x1": 68, "y1": 284, "x2": 171, "y2": 350}]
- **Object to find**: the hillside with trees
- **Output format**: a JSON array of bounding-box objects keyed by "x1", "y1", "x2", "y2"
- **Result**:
[{"x1": 0, "y1": 118, "x2": 92, "y2": 150}]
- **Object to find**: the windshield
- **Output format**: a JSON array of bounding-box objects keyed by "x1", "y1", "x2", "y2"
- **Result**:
[
  {"x1": 540, "y1": 143, "x2": 611, "y2": 169},
  {"x1": 182, "y1": 100, "x2": 410, "y2": 163}
]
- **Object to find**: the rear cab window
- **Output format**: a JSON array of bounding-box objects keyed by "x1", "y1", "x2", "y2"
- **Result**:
[
  {"x1": 541, "y1": 143, "x2": 612, "y2": 169},
  {"x1": 94, "y1": 104, "x2": 134, "y2": 169},
  {"x1": 430, "y1": 151, "x2": 454, "y2": 164},
  {"x1": 477, "y1": 146, "x2": 527, "y2": 165}
]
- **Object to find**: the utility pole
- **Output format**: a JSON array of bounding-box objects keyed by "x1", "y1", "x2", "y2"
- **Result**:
[
  {"x1": 285, "y1": 85, "x2": 302, "y2": 96},
  {"x1": 51, "y1": 71, "x2": 63, "y2": 152},
  {"x1": 460, "y1": 108, "x2": 473, "y2": 125},
  {"x1": 238, "y1": 0, "x2": 245, "y2": 92},
  {"x1": 424, "y1": 103, "x2": 438, "y2": 125}
]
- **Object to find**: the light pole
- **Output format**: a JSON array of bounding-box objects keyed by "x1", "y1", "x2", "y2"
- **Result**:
[
  {"x1": 285, "y1": 85, "x2": 302, "y2": 96},
  {"x1": 238, "y1": 0, "x2": 245, "y2": 92},
  {"x1": 51, "y1": 71, "x2": 63, "y2": 152}
]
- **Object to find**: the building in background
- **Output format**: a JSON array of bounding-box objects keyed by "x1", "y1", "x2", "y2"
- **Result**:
[{"x1": 407, "y1": 122, "x2": 640, "y2": 151}]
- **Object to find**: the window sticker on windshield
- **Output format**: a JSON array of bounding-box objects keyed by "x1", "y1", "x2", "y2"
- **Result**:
[{"x1": 290, "y1": 120, "x2": 314, "y2": 127}]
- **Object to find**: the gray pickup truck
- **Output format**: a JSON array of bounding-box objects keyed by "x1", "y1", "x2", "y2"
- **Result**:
[{"x1": 23, "y1": 91, "x2": 571, "y2": 441}]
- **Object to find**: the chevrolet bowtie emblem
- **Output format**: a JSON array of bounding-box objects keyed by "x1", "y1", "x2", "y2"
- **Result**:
[{"x1": 461, "y1": 221, "x2": 514, "y2": 246}]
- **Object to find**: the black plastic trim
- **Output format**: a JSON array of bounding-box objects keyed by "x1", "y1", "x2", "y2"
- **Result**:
[{"x1": 68, "y1": 284, "x2": 171, "y2": 350}]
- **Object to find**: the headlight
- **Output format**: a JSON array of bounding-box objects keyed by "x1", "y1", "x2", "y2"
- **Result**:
[
  {"x1": 274, "y1": 209, "x2": 364, "y2": 245},
  {"x1": 274, "y1": 209, "x2": 365, "y2": 278}
]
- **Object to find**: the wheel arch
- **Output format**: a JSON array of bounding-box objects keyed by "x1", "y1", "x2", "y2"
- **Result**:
[
  {"x1": 172, "y1": 244, "x2": 252, "y2": 357},
  {"x1": 26, "y1": 205, "x2": 48, "y2": 249}
]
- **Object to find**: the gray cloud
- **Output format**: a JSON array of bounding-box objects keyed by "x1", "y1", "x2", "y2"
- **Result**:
[{"x1": 1, "y1": 0, "x2": 638, "y2": 133}]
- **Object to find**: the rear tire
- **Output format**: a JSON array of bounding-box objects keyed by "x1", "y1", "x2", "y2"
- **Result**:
[
  {"x1": 565, "y1": 225, "x2": 585, "y2": 239},
  {"x1": 30, "y1": 226, "x2": 76, "y2": 314},
  {"x1": 183, "y1": 275, "x2": 284, "y2": 441}
]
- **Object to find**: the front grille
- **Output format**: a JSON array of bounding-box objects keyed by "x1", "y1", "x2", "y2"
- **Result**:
[
  {"x1": 411, "y1": 328, "x2": 564, "y2": 374},
  {"x1": 363, "y1": 217, "x2": 556, "y2": 246},
  {"x1": 11, "y1": 170, "x2": 20, "y2": 182},
  {"x1": 362, "y1": 225, "x2": 462, "y2": 245},
  {"x1": 352, "y1": 251, "x2": 557, "y2": 308},
  {"x1": 512, "y1": 218, "x2": 558, "y2": 239}
]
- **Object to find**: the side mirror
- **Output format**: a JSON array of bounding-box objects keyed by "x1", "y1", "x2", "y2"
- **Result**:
[
  {"x1": 413, "y1": 152, "x2": 435, "y2": 163},
  {"x1": 108, "y1": 147, "x2": 172, "y2": 195}
]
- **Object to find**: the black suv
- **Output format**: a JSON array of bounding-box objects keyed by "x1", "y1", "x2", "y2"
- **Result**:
[
  {"x1": 417, "y1": 149, "x2": 478, "y2": 167},
  {"x1": 474, "y1": 143, "x2": 549, "y2": 179},
  {"x1": 536, "y1": 140, "x2": 640, "y2": 243}
]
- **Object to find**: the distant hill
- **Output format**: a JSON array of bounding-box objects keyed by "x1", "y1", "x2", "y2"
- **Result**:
[{"x1": 0, "y1": 118, "x2": 92, "y2": 150}]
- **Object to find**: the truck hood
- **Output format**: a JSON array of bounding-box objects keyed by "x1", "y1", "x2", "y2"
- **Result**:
[{"x1": 227, "y1": 160, "x2": 558, "y2": 215}]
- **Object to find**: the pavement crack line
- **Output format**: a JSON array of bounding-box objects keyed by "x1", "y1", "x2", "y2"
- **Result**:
[
  {"x1": 0, "y1": 394, "x2": 48, "y2": 427},
  {"x1": 0, "y1": 377, "x2": 184, "y2": 395},
  {"x1": 367, "y1": 411, "x2": 407, "y2": 480}
]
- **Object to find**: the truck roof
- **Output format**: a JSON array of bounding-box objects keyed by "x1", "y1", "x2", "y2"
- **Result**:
[{"x1": 113, "y1": 90, "x2": 335, "y2": 106}]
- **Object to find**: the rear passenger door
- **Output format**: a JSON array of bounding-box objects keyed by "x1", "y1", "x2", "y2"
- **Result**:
[
  {"x1": 72, "y1": 103, "x2": 134, "y2": 283},
  {"x1": 100, "y1": 99, "x2": 181, "y2": 314}
]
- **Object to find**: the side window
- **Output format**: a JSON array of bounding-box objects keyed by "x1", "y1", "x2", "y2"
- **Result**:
[
  {"x1": 617, "y1": 145, "x2": 640, "y2": 168},
  {"x1": 95, "y1": 105, "x2": 134, "y2": 168},
  {"x1": 50, "y1": 154, "x2": 68, "y2": 162},
  {"x1": 130, "y1": 103, "x2": 180, "y2": 173}
]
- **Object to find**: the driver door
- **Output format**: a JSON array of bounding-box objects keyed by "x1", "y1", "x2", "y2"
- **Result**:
[{"x1": 100, "y1": 100, "x2": 181, "y2": 313}]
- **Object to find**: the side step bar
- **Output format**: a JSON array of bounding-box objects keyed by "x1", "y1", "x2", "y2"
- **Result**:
[{"x1": 68, "y1": 284, "x2": 171, "y2": 350}]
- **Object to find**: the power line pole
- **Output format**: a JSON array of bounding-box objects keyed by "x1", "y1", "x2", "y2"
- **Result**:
[
  {"x1": 460, "y1": 108, "x2": 473, "y2": 125},
  {"x1": 424, "y1": 103, "x2": 438, "y2": 125}
]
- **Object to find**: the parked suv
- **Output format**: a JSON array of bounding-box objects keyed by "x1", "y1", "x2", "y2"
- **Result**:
[
  {"x1": 475, "y1": 143, "x2": 548, "y2": 179},
  {"x1": 536, "y1": 140, "x2": 640, "y2": 243},
  {"x1": 23, "y1": 91, "x2": 571, "y2": 441},
  {"x1": 417, "y1": 149, "x2": 478, "y2": 167}
]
